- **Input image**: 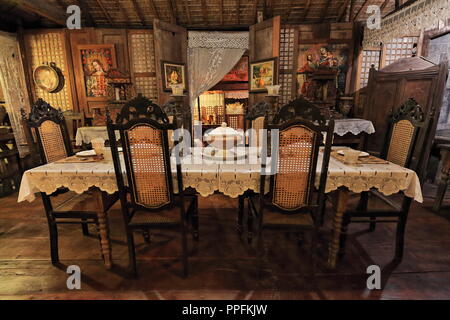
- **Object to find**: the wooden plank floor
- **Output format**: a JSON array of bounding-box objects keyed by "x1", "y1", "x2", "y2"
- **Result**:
[{"x1": 1, "y1": 188, "x2": 450, "y2": 300}]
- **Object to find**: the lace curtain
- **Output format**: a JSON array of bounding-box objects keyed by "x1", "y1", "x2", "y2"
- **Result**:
[
  {"x1": 0, "y1": 32, "x2": 30, "y2": 157},
  {"x1": 363, "y1": 0, "x2": 450, "y2": 47},
  {"x1": 188, "y1": 31, "x2": 249, "y2": 114}
]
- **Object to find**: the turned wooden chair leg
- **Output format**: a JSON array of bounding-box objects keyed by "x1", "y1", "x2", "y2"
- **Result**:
[
  {"x1": 395, "y1": 216, "x2": 408, "y2": 260},
  {"x1": 81, "y1": 218, "x2": 90, "y2": 236},
  {"x1": 127, "y1": 231, "x2": 137, "y2": 277},
  {"x1": 49, "y1": 222, "x2": 59, "y2": 265},
  {"x1": 192, "y1": 197, "x2": 199, "y2": 241},
  {"x1": 237, "y1": 195, "x2": 244, "y2": 234},
  {"x1": 338, "y1": 212, "x2": 351, "y2": 259}
]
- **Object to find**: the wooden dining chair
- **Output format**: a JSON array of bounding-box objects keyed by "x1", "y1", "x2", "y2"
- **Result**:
[
  {"x1": 247, "y1": 106, "x2": 334, "y2": 273},
  {"x1": 106, "y1": 94, "x2": 199, "y2": 277},
  {"x1": 62, "y1": 110, "x2": 85, "y2": 151},
  {"x1": 21, "y1": 99, "x2": 117, "y2": 265},
  {"x1": 346, "y1": 98, "x2": 427, "y2": 260}
]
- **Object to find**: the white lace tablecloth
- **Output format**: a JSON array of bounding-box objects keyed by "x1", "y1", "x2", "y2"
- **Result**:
[
  {"x1": 18, "y1": 147, "x2": 422, "y2": 203},
  {"x1": 333, "y1": 118, "x2": 375, "y2": 136},
  {"x1": 75, "y1": 126, "x2": 120, "y2": 146}
]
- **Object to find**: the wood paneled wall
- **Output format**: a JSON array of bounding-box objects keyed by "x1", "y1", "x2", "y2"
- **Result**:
[{"x1": 22, "y1": 28, "x2": 157, "y2": 118}]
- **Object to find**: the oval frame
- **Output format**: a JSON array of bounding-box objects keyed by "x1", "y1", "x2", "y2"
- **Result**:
[{"x1": 33, "y1": 64, "x2": 60, "y2": 93}]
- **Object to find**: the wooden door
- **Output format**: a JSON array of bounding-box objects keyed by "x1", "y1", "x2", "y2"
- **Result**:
[{"x1": 248, "y1": 16, "x2": 281, "y2": 109}]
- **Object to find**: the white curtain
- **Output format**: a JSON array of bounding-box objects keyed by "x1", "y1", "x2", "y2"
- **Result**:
[{"x1": 188, "y1": 31, "x2": 249, "y2": 113}]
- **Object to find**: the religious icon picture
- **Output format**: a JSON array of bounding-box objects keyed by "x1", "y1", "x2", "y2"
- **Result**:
[
  {"x1": 249, "y1": 58, "x2": 277, "y2": 92},
  {"x1": 78, "y1": 44, "x2": 117, "y2": 98},
  {"x1": 161, "y1": 61, "x2": 186, "y2": 92}
]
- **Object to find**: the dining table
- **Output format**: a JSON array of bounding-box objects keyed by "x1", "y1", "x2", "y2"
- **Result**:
[{"x1": 18, "y1": 146, "x2": 422, "y2": 270}]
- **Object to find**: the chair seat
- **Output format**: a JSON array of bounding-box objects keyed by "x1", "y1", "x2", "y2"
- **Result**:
[
  {"x1": 129, "y1": 196, "x2": 195, "y2": 227},
  {"x1": 263, "y1": 210, "x2": 314, "y2": 227}
]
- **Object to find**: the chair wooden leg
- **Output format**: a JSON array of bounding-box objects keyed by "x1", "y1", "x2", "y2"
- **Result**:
[
  {"x1": 369, "y1": 217, "x2": 376, "y2": 232},
  {"x1": 142, "y1": 229, "x2": 151, "y2": 243},
  {"x1": 247, "y1": 207, "x2": 253, "y2": 244},
  {"x1": 81, "y1": 218, "x2": 90, "y2": 236},
  {"x1": 310, "y1": 228, "x2": 318, "y2": 274},
  {"x1": 49, "y1": 222, "x2": 59, "y2": 265},
  {"x1": 338, "y1": 212, "x2": 351, "y2": 259},
  {"x1": 192, "y1": 197, "x2": 199, "y2": 241},
  {"x1": 395, "y1": 216, "x2": 407, "y2": 260},
  {"x1": 256, "y1": 229, "x2": 263, "y2": 279},
  {"x1": 126, "y1": 231, "x2": 137, "y2": 277},
  {"x1": 357, "y1": 191, "x2": 369, "y2": 212},
  {"x1": 181, "y1": 222, "x2": 189, "y2": 278},
  {"x1": 237, "y1": 195, "x2": 244, "y2": 234}
]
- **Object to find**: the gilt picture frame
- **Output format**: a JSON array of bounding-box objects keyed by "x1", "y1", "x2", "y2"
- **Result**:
[{"x1": 249, "y1": 58, "x2": 277, "y2": 92}]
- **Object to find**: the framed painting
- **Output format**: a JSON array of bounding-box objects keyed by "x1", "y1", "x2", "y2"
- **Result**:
[
  {"x1": 249, "y1": 58, "x2": 277, "y2": 92},
  {"x1": 222, "y1": 56, "x2": 248, "y2": 82},
  {"x1": 161, "y1": 61, "x2": 186, "y2": 92},
  {"x1": 297, "y1": 43, "x2": 350, "y2": 96},
  {"x1": 78, "y1": 44, "x2": 117, "y2": 98}
]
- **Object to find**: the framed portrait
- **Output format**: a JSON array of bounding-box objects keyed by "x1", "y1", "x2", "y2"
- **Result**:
[
  {"x1": 78, "y1": 44, "x2": 117, "y2": 98},
  {"x1": 161, "y1": 61, "x2": 186, "y2": 92},
  {"x1": 249, "y1": 58, "x2": 277, "y2": 92}
]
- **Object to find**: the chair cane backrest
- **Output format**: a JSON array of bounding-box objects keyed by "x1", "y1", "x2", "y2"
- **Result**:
[
  {"x1": 382, "y1": 98, "x2": 425, "y2": 169},
  {"x1": 107, "y1": 94, "x2": 179, "y2": 211},
  {"x1": 262, "y1": 102, "x2": 334, "y2": 213},
  {"x1": 21, "y1": 99, "x2": 72, "y2": 164},
  {"x1": 246, "y1": 101, "x2": 269, "y2": 147}
]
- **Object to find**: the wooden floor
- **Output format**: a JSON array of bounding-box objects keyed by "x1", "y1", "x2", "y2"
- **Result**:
[{"x1": 1, "y1": 186, "x2": 450, "y2": 300}]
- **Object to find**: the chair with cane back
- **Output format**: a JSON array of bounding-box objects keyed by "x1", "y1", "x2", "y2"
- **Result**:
[
  {"x1": 347, "y1": 98, "x2": 427, "y2": 261},
  {"x1": 247, "y1": 102, "x2": 334, "y2": 273},
  {"x1": 21, "y1": 99, "x2": 118, "y2": 265},
  {"x1": 107, "y1": 94, "x2": 199, "y2": 277}
]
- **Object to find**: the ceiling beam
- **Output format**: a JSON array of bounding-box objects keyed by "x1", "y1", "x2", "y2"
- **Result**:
[
  {"x1": 201, "y1": 0, "x2": 208, "y2": 25},
  {"x1": 380, "y1": 0, "x2": 390, "y2": 11},
  {"x1": 9, "y1": 0, "x2": 66, "y2": 25},
  {"x1": 219, "y1": 0, "x2": 224, "y2": 25},
  {"x1": 95, "y1": 0, "x2": 114, "y2": 24},
  {"x1": 301, "y1": 0, "x2": 312, "y2": 22},
  {"x1": 353, "y1": 0, "x2": 370, "y2": 21},
  {"x1": 236, "y1": 0, "x2": 240, "y2": 25},
  {"x1": 183, "y1": 0, "x2": 191, "y2": 25},
  {"x1": 76, "y1": 0, "x2": 96, "y2": 27},
  {"x1": 147, "y1": 0, "x2": 160, "y2": 20},
  {"x1": 252, "y1": 0, "x2": 258, "y2": 24},
  {"x1": 337, "y1": 0, "x2": 352, "y2": 22},
  {"x1": 131, "y1": 0, "x2": 147, "y2": 25},
  {"x1": 116, "y1": 0, "x2": 130, "y2": 26},
  {"x1": 167, "y1": 0, "x2": 177, "y2": 24},
  {"x1": 321, "y1": 0, "x2": 333, "y2": 22}
]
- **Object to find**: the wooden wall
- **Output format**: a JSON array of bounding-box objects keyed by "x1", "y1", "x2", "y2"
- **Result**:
[{"x1": 22, "y1": 28, "x2": 157, "y2": 117}]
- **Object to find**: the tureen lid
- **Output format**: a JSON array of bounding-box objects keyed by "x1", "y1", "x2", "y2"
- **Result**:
[{"x1": 205, "y1": 123, "x2": 241, "y2": 137}]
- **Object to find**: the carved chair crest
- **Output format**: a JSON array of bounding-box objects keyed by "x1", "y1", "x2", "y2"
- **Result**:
[
  {"x1": 246, "y1": 101, "x2": 269, "y2": 120},
  {"x1": 390, "y1": 98, "x2": 425, "y2": 125},
  {"x1": 272, "y1": 96, "x2": 327, "y2": 126},
  {"x1": 21, "y1": 98, "x2": 64, "y2": 127},
  {"x1": 112, "y1": 94, "x2": 169, "y2": 125}
]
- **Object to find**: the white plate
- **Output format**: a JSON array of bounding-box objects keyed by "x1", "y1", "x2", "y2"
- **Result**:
[
  {"x1": 337, "y1": 150, "x2": 369, "y2": 157},
  {"x1": 76, "y1": 150, "x2": 96, "y2": 157}
]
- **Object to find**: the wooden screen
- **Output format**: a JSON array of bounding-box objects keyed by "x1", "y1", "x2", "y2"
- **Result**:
[
  {"x1": 38, "y1": 120, "x2": 68, "y2": 163},
  {"x1": 273, "y1": 125, "x2": 316, "y2": 210},
  {"x1": 125, "y1": 124, "x2": 170, "y2": 209},
  {"x1": 24, "y1": 31, "x2": 74, "y2": 111},
  {"x1": 384, "y1": 36, "x2": 419, "y2": 66},
  {"x1": 128, "y1": 31, "x2": 158, "y2": 101},
  {"x1": 279, "y1": 27, "x2": 298, "y2": 105},
  {"x1": 360, "y1": 50, "x2": 381, "y2": 88}
]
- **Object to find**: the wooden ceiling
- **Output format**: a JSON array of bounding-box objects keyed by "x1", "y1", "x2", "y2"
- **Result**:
[{"x1": 0, "y1": 0, "x2": 408, "y2": 30}]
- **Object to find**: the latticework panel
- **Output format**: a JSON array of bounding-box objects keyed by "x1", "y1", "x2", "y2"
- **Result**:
[
  {"x1": 360, "y1": 50, "x2": 381, "y2": 88},
  {"x1": 129, "y1": 31, "x2": 158, "y2": 101},
  {"x1": 130, "y1": 33, "x2": 155, "y2": 73},
  {"x1": 126, "y1": 124, "x2": 170, "y2": 208},
  {"x1": 38, "y1": 120, "x2": 68, "y2": 163},
  {"x1": 227, "y1": 114, "x2": 244, "y2": 130},
  {"x1": 279, "y1": 27, "x2": 296, "y2": 105},
  {"x1": 134, "y1": 76, "x2": 158, "y2": 101},
  {"x1": 273, "y1": 125, "x2": 316, "y2": 210},
  {"x1": 384, "y1": 36, "x2": 419, "y2": 66},
  {"x1": 386, "y1": 119, "x2": 415, "y2": 167},
  {"x1": 25, "y1": 32, "x2": 73, "y2": 111}
]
